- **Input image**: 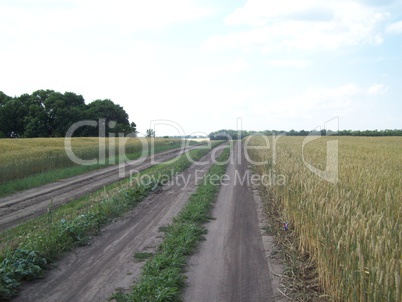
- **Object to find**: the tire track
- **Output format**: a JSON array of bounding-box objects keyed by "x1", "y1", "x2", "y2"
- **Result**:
[
  {"x1": 12, "y1": 145, "x2": 226, "y2": 302},
  {"x1": 0, "y1": 146, "x2": 197, "y2": 231},
  {"x1": 183, "y1": 141, "x2": 276, "y2": 302}
]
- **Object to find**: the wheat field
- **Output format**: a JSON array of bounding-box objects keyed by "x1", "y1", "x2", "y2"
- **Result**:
[
  {"x1": 248, "y1": 135, "x2": 401, "y2": 302},
  {"x1": 0, "y1": 137, "x2": 183, "y2": 184}
]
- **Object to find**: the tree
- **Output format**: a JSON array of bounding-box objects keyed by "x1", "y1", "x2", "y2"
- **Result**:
[
  {"x1": 0, "y1": 91, "x2": 12, "y2": 137},
  {"x1": 209, "y1": 129, "x2": 250, "y2": 140},
  {"x1": 130, "y1": 122, "x2": 137, "y2": 134},
  {"x1": 0, "y1": 90, "x2": 136, "y2": 138},
  {"x1": 146, "y1": 129, "x2": 155, "y2": 138},
  {"x1": 24, "y1": 103, "x2": 49, "y2": 137},
  {"x1": 85, "y1": 99, "x2": 130, "y2": 137},
  {"x1": 23, "y1": 89, "x2": 56, "y2": 137},
  {"x1": 0, "y1": 92, "x2": 29, "y2": 137},
  {"x1": 42, "y1": 91, "x2": 86, "y2": 137}
]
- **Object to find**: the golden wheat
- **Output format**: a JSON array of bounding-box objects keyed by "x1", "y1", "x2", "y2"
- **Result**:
[{"x1": 248, "y1": 135, "x2": 401, "y2": 302}]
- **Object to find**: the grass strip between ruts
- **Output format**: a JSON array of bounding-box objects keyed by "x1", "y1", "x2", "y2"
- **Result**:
[{"x1": 112, "y1": 146, "x2": 231, "y2": 302}]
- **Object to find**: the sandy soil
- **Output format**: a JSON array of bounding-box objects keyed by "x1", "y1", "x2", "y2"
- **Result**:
[
  {"x1": 0, "y1": 146, "x2": 197, "y2": 231},
  {"x1": 183, "y1": 141, "x2": 283, "y2": 302},
  {"x1": 12, "y1": 145, "x2": 226, "y2": 302}
]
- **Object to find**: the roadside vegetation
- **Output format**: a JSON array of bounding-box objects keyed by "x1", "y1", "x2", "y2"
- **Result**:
[
  {"x1": 248, "y1": 136, "x2": 401, "y2": 301},
  {"x1": 113, "y1": 147, "x2": 231, "y2": 302},
  {"x1": 0, "y1": 138, "x2": 185, "y2": 197},
  {"x1": 0, "y1": 143, "x2": 222, "y2": 301}
]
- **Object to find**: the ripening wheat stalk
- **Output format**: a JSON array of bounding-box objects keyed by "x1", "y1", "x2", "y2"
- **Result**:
[{"x1": 249, "y1": 135, "x2": 401, "y2": 302}]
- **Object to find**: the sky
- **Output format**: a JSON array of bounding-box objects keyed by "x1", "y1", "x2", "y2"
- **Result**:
[{"x1": 0, "y1": 0, "x2": 401, "y2": 136}]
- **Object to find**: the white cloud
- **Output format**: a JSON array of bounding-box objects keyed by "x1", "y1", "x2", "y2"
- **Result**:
[
  {"x1": 0, "y1": 1, "x2": 400, "y2": 134},
  {"x1": 203, "y1": 0, "x2": 390, "y2": 53},
  {"x1": 85, "y1": 0, "x2": 214, "y2": 32},
  {"x1": 226, "y1": 0, "x2": 335, "y2": 25},
  {"x1": 267, "y1": 59, "x2": 311, "y2": 68},
  {"x1": 251, "y1": 83, "x2": 354, "y2": 119},
  {"x1": 386, "y1": 20, "x2": 402, "y2": 34},
  {"x1": 0, "y1": 39, "x2": 164, "y2": 104},
  {"x1": 0, "y1": 0, "x2": 215, "y2": 101},
  {"x1": 191, "y1": 58, "x2": 249, "y2": 78},
  {"x1": 250, "y1": 83, "x2": 388, "y2": 127},
  {"x1": 367, "y1": 83, "x2": 388, "y2": 95},
  {"x1": 0, "y1": 0, "x2": 214, "y2": 36}
]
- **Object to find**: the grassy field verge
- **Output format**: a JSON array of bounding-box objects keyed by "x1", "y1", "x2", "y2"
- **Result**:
[
  {"x1": 112, "y1": 146, "x2": 231, "y2": 302},
  {"x1": 248, "y1": 136, "x2": 401, "y2": 302},
  {"x1": 0, "y1": 143, "x2": 222, "y2": 301},
  {"x1": 0, "y1": 138, "x2": 186, "y2": 197}
]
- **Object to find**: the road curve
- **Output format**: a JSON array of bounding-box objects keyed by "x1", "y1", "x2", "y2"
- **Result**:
[{"x1": 0, "y1": 146, "x2": 198, "y2": 231}]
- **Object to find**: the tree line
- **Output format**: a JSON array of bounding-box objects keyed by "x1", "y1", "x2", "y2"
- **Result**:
[
  {"x1": 0, "y1": 90, "x2": 136, "y2": 138},
  {"x1": 209, "y1": 128, "x2": 402, "y2": 140}
]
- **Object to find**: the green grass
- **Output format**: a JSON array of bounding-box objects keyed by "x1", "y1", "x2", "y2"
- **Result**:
[
  {"x1": 112, "y1": 147, "x2": 231, "y2": 302},
  {"x1": 0, "y1": 142, "x2": 186, "y2": 198},
  {"x1": 158, "y1": 226, "x2": 169, "y2": 233},
  {"x1": 134, "y1": 253, "x2": 154, "y2": 262},
  {"x1": 0, "y1": 143, "x2": 223, "y2": 301}
]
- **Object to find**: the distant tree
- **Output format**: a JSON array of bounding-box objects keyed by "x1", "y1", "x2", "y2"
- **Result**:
[
  {"x1": 0, "y1": 93, "x2": 29, "y2": 137},
  {"x1": 24, "y1": 104, "x2": 49, "y2": 137},
  {"x1": 0, "y1": 91, "x2": 12, "y2": 137},
  {"x1": 207, "y1": 128, "x2": 402, "y2": 139},
  {"x1": 0, "y1": 90, "x2": 136, "y2": 138},
  {"x1": 85, "y1": 99, "x2": 130, "y2": 137},
  {"x1": 21, "y1": 90, "x2": 86, "y2": 137},
  {"x1": 43, "y1": 91, "x2": 86, "y2": 137},
  {"x1": 208, "y1": 129, "x2": 250, "y2": 140},
  {"x1": 146, "y1": 129, "x2": 155, "y2": 138}
]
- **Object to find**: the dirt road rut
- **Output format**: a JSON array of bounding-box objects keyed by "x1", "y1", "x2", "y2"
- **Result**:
[
  {"x1": 13, "y1": 145, "x2": 225, "y2": 302},
  {"x1": 183, "y1": 141, "x2": 277, "y2": 302},
  {"x1": 0, "y1": 146, "x2": 196, "y2": 231},
  {"x1": 10, "y1": 143, "x2": 283, "y2": 302}
]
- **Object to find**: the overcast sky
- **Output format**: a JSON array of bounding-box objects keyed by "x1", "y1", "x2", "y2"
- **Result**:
[{"x1": 1, "y1": 0, "x2": 401, "y2": 136}]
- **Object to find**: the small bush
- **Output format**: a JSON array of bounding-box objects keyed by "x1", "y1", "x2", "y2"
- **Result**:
[{"x1": 0, "y1": 249, "x2": 47, "y2": 301}]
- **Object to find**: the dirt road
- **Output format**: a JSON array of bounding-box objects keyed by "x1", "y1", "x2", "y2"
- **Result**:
[
  {"x1": 0, "y1": 146, "x2": 197, "y2": 231},
  {"x1": 13, "y1": 145, "x2": 226, "y2": 302},
  {"x1": 183, "y1": 141, "x2": 279, "y2": 302}
]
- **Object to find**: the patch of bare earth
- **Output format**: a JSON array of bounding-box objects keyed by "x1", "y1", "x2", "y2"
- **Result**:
[{"x1": 183, "y1": 142, "x2": 286, "y2": 302}]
